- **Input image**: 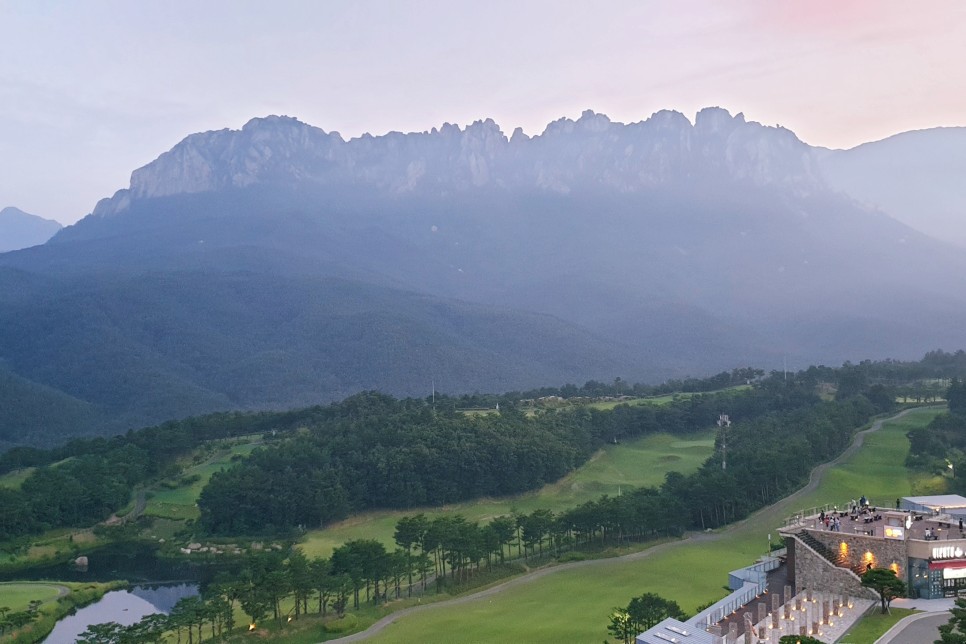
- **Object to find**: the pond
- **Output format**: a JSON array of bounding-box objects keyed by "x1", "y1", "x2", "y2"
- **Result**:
[
  {"x1": 0, "y1": 542, "x2": 224, "y2": 584},
  {"x1": 43, "y1": 583, "x2": 199, "y2": 643}
]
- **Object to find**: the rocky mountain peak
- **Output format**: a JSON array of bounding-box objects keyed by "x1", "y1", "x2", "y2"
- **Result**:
[{"x1": 89, "y1": 108, "x2": 826, "y2": 217}]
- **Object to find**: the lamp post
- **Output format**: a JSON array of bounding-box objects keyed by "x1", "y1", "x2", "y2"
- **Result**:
[{"x1": 948, "y1": 460, "x2": 955, "y2": 478}]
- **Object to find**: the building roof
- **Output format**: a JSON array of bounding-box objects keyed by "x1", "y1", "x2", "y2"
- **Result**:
[
  {"x1": 903, "y1": 495, "x2": 966, "y2": 510},
  {"x1": 636, "y1": 618, "x2": 715, "y2": 644}
]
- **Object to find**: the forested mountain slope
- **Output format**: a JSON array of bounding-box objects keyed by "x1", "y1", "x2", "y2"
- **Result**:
[{"x1": 2, "y1": 109, "x2": 965, "y2": 446}]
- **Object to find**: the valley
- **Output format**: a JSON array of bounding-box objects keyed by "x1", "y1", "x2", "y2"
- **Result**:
[
  {"x1": 4, "y1": 6, "x2": 966, "y2": 643},
  {"x1": 1, "y1": 360, "x2": 961, "y2": 643}
]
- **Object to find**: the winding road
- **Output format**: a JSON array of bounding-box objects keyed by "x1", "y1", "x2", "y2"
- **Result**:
[{"x1": 330, "y1": 407, "x2": 927, "y2": 642}]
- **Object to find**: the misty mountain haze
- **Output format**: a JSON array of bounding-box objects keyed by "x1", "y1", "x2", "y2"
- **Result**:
[
  {"x1": 816, "y1": 127, "x2": 966, "y2": 248},
  {"x1": 2, "y1": 107, "x2": 965, "y2": 447},
  {"x1": 0, "y1": 207, "x2": 62, "y2": 252}
]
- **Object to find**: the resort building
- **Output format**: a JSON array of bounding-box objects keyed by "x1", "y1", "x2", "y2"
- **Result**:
[
  {"x1": 634, "y1": 495, "x2": 966, "y2": 642},
  {"x1": 780, "y1": 495, "x2": 966, "y2": 600}
]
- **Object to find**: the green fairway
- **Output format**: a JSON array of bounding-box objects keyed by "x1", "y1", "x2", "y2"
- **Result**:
[
  {"x1": 0, "y1": 467, "x2": 34, "y2": 489},
  {"x1": 144, "y1": 440, "x2": 262, "y2": 520},
  {"x1": 585, "y1": 395, "x2": 678, "y2": 410},
  {"x1": 0, "y1": 582, "x2": 63, "y2": 611},
  {"x1": 299, "y1": 431, "x2": 715, "y2": 559},
  {"x1": 359, "y1": 407, "x2": 943, "y2": 643},
  {"x1": 586, "y1": 385, "x2": 752, "y2": 410},
  {"x1": 0, "y1": 457, "x2": 75, "y2": 490},
  {"x1": 788, "y1": 407, "x2": 938, "y2": 511}
]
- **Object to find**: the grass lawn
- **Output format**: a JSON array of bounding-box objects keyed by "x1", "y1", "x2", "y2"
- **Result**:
[
  {"x1": 0, "y1": 467, "x2": 34, "y2": 489},
  {"x1": 0, "y1": 581, "x2": 63, "y2": 611},
  {"x1": 788, "y1": 407, "x2": 940, "y2": 512},
  {"x1": 540, "y1": 386, "x2": 753, "y2": 412},
  {"x1": 838, "y1": 607, "x2": 919, "y2": 644},
  {"x1": 359, "y1": 407, "x2": 943, "y2": 643},
  {"x1": 585, "y1": 395, "x2": 679, "y2": 410},
  {"x1": 299, "y1": 431, "x2": 715, "y2": 559},
  {"x1": 144, "y1": 440, "x2": 262, "y2": 520}
]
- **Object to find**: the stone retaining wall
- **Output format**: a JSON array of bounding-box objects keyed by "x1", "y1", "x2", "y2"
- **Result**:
[
  {"x1": 789, "y1": 536, "x2": 878, "y2": 600},
  {"x1": 805, "y1": 528, "x2": 907, "y2": 573}
]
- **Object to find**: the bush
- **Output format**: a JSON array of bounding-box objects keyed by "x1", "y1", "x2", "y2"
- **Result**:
[{"x1": 323, "y1": 613, "x2": 358, "y2": 633}]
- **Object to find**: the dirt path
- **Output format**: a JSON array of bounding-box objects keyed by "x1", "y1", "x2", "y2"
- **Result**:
[
  {"x1": 329, "y1": 407, "x2": 927, "y2": 642},
  {"x1": 103, "y1": 489, "x2": 146, "y2": 526}
]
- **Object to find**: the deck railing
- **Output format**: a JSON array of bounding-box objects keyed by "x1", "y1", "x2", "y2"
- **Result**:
[
  {"x1": 688, "y1": 555, "x2": 782, "y2": 628},
  {"x1": 781, "y1": 500, "x2": 861, "y2": 528}
]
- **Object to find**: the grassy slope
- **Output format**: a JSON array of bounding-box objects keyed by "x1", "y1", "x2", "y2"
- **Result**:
[
  {"x1": 143, "y1": 440, "x2": 262, "y2": 520},
  {"x1": 584, "y1": 385, "x2": 751, "y2": 411},
  {"x1": 0, "y1": 582, "x2": 62, "y2": 611},
  {"x1": 299, "y1": 432, "x2": 716, "y2": 559},
  {"x1": 360, "y1": 407, "x2": 942, "y2": 643},
  {"x1": 0, "y1": 467, "x2": 34, "y2": 489},
  {"x1": 839, "y1": 607, "x2": 919, "y2": 644}
]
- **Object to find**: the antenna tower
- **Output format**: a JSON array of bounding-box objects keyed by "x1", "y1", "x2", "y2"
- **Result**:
[{"x1": 717, "y1": 414, "x2": 731, "y2": 471}]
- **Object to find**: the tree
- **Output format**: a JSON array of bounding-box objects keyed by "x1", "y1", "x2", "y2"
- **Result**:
[
  {"x1": 626, "y1": 592, "x2": 686, "y2": 631},
  {"x1": 489, "y1": 515, "x2": 516, "y2": 563},
  {"x1": 862, "y1": 567, "x2": 906, "y2": 614},
  {"x1": 394, "y1": 514, "x2": 427, "y2": 596},
  {"x1": 170, "y1": 596, "x2": 205, "y2": 644},
  {"x1": 286, "y1": 550, "x2": 313, "y2": 619},
  {"x1": 948, "y1": 379, "x2": 966, "y2": 417},
  {"x1": 779, "y1": 636, "x2": 823, "y2": 644},
  {"x1": 76, "y1": 622, "x2": 126, "y2": 644},
  {"x1": 208, "y1": 578, "x2": 243, "y2": 634},
  {"x1": 607, "y1": 608, "x2": 636, "y2": 644},
  {"x1": 937, "y1": 596, "x2": 966, "y2": 643},
  {"x1": 127, "y1": 613, "x2": 168, "y2": 644},
  {"x1": 310, "y1": 557, "x2": 335, "y2": 616}
]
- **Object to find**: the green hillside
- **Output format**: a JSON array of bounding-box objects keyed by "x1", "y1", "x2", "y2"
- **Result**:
[
  {"x1": 299, "y1": 431, "x2": 715, "y2": 558},
  {"x1": 0, "y1": 267, "x2": 641, "y2": 447},
  {"x1": 361, "y1": 407, "x2": 942, "y2": 643},
  {"x1": 0, "y1": 367, "x2": 103, "y2": 449}
]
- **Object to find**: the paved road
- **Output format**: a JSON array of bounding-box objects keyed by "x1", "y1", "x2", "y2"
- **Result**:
[
  {"x1": 876, "y1": 611, "x2": 948, "y2": 644},
  {"x1": 329, "y1": 407, "x2": 927, "y2": 643}
]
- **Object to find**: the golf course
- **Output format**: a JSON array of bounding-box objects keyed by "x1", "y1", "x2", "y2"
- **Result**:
[
  {"x1": 299, "y1": 431, "x2": 716, "y2": 559},
  {"x1": 335, "y1": 406, "x2": 942, "y2": 643}
]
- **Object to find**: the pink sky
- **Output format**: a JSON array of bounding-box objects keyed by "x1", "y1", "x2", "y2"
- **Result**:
[{"x1": 2, "y1": 0, "x2": 964, "y2": 224}]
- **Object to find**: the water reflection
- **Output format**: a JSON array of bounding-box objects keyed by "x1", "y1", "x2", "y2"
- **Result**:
[{"x1": 43, "y1": 583, "x2": 198, "y2": 644}]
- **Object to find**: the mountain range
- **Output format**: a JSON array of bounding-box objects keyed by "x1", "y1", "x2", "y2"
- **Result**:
[
  {"x1": 1, "y1": 108, "x2": 964, "y2": 447},
  {"x1": 0, "y1": 207, "x2": 62, "y2": 253},
  {"x1": 815, "y1": 127, "x2": 966, "y2": 247}
]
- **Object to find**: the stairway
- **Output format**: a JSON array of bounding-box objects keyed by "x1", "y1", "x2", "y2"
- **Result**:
[{"x1": 796, "y1": 531, "x2": 866, "y2": 576}]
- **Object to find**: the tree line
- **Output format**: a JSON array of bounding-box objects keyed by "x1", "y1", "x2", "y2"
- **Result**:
[
  {"x1": 905, "y1": 379, "x2": 966, "y2": 493},
  {"x1": 73, "y1": 378, "x2": 888, "y2": 643},
  {"x1": 3, "y1": 352, "x2": 956, "y2": 544},
  {"x1": 196, "y1": 378, "x2": 828, "y2": 535}
]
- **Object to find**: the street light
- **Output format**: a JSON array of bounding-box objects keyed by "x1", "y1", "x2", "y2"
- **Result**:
[{"x1": 948, "y1": 460, "x2": 955, "y2": 478}]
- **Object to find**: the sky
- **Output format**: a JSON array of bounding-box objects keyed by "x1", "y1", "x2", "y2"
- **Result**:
[{"x1": 2, "y1": 0, "x2": 965, "y2": 225}]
